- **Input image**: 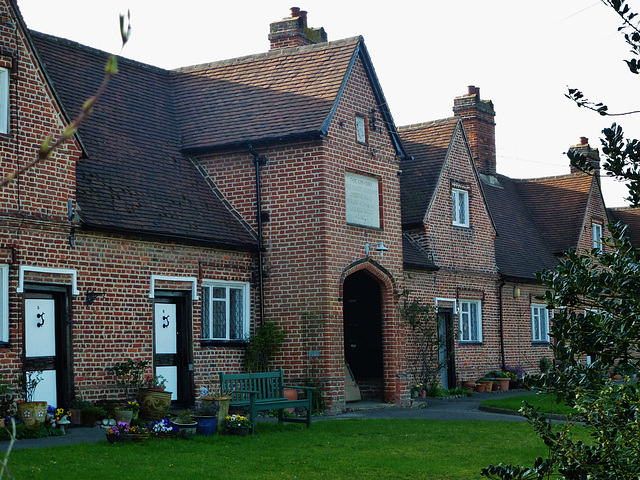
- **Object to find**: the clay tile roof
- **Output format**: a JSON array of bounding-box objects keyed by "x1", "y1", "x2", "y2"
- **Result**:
[
  {"x1": 483, "y1": 175, "x2": 559, "y2": 280},
  {"x1": 608, "y1": 207, "x2": 640, "y2": 246},
  {"x1": 402, "y1": 234, "x2": 438, "y2": 271},
  {"x1": 514, "y1": 173, "x2": 593, "y2": 255},
  {"x1": 172, "y1": 37, "x2": 361, "y2": 152},
  {"x1": 398, "y1": 118, "x2": 460, "y2": 227},
  {"x1": 30, "y1": 32, "x2": 256, "y2": 249}
]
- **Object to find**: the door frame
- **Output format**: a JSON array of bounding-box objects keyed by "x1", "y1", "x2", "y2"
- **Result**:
[
  {"x1": 23, "y1": 284, "x2": 73, "y2": 406},
  {"x1": 153, "y1": 291, "x2": 194, "y2": 406}
]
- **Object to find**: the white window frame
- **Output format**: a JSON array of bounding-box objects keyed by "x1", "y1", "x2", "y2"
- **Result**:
[
  {"x1": 0, "y1": 265, "x2": 8, "y2": 343},
  {"x1": 459, "y1": 299, "x2": 482, "y2": 342},
  {"x1": 592, "y1": 223, "x2": 603, "y2": 253},
  {"x1": 355, "y1": 114, "x2": 367, "y2": 144},
  {"x1": 452, "y1": 188, "x2": 469, "y2": 227},
  {"x1": 0, "y1": 68, "x2": 8, "y2": 134},
  {"x1": 201, "y1": 281, "x2": 250, "y2": 341},
  {"x1": 531, "y1": 303, "x2": 550, "y2": 343}
]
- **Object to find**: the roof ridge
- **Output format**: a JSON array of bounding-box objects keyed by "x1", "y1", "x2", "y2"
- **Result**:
[
  {"x1": 28, "y1": 30, "x2": 170, "y2": 74},
  {"x1": 399, "y1": 117, "x2": 457, "y2": 131},
  {"x1": 512, "y1": 172, "x2": 587, "y2": 183},
  {"x1": 175, "y1": 36, "x2": 362, "y2": 73}
]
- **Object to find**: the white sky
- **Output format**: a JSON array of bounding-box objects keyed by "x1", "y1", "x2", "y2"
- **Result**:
[{"x1": 16, "y1": 0, "x2": 640, "y2": 207}]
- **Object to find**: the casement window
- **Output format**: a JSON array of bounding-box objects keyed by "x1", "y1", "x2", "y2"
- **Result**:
[
  {"x1": 459, "y1": 300, "x2": 482, "y2": 342},
  {"x1": 0, "y1": 265, "x2": 8, "y2": 344},
  {"x1": 592, "y1": 223, "x2": 603, "y2": 253},
  {"x1": 0, "y1": 67, "x2": 8, "y2": 135},
  {"x1": 355, "y1": 114, "x2": 367, "y2": 144},
  {"x1": 531, "y1": 304, "x2": 550, "y2": 343},
  {"x1": 201, "y1": 281, "x2": 250, "y2": 341},
  {"x1": 452, "y1": 188, "x2": 469, "y2": 227}
]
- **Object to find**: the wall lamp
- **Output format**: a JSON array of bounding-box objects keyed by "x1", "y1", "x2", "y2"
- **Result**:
[
  {"x1": 513, "y1": 285, "x2": 521, "y2": 299},
  {"x1": 365, "y1": 241, "x2": 388, "y2": 258}
]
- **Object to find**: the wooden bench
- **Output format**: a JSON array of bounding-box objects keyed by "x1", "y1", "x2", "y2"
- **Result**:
[{"x1": 219, "y1": 369, "x2": 314, "y2": 434}]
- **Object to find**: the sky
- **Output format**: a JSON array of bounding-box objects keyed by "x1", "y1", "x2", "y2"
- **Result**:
[{"x1": 15, "y1": 0, "x2": 640, "y2": 207}]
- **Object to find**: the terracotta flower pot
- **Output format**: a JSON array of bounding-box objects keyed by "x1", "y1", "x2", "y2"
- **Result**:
[
  {"x1": 114, "y1": 409, "x2": 133, "y2": 424},
  {"x1": 495, "y1": 378, "x2": 510, "y2": 391}
]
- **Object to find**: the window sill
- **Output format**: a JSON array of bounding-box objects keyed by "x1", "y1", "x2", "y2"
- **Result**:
[
  {"x1": 459, "y1": 341, "x2": 482, "y2": 346},
  {"x1": 531, "y1": 341, "x2": 550, "y2": 345},
  {"x1": 0, "y1": 342, "x2": 8, "y2": 349},
  {"x1": 200, "y1": 339, "x2": 247, "y2": 348}
]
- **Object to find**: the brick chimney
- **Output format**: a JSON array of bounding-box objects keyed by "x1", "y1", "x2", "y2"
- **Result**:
[
  {"x1": 269, "y1": 7, "x2": 328, "y2": 49},
  {"x1": 453, "y1": 86, "x2": 497, "y2": 175},
  {"x1": 569, "y1": 137, "x2": 600, "y2": 174}
]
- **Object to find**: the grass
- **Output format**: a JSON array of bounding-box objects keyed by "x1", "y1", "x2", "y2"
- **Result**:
[
  {"x1": 481, "y1": 393, "x2": 577, "y2": 416},
  {"x1": 3, "y1": 419, "x2": 576, "y2": 480}
]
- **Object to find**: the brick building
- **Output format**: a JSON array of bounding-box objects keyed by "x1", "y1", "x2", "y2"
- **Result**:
[{"x1": 0, "y1": 3, "x2": 630, "y2": 413}]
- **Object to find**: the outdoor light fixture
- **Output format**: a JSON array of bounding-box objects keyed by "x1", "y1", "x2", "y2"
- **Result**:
[
  {"x1": 365, "y1": 241, "x2": 388, "y2": 258},
  {"x1": 513, "y1": 285, "x2": 521, "y2": 299}
]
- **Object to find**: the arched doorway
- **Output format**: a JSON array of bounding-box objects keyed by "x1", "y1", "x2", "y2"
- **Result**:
[{"x1": 343, "y1": 270, "x2": 383, "y2": 400}]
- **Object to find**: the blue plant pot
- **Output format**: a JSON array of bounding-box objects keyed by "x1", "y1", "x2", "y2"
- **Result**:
[{"x1": 194, "y1": 416, "x2": 217, "y2": 436}]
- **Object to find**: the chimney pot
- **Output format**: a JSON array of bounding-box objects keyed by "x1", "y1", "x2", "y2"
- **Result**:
[
  {"x1": 299, "y1": 10, "x2": 308, "y2": 26},
  {"x1": 580, "y1": 136, "x2": 588, "y2": 145},
  {"x1": 290, "y1": 7, "x2": 301, "y2": 17},
  {"x1": 468, "y1": 85, "x2": 479, "y2": 96}
]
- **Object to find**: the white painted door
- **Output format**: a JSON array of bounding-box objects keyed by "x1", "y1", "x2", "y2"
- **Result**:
[
  {"x1": 154, "y1": 303, "x2": 177, "y2": 401},
  {"x1": 25, "y1": 299, "x2": 57, "y2": 406}
]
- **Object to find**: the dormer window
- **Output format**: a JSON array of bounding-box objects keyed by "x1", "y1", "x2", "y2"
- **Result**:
[
  {"x1": 0, "y1": 67, "x2": 9, "y2": 134},
  {"x1": 452, "y1": 188, "x2": 469, "y2": 227},
  {"x1": 355, "y1": 114, "x2": 367, "y2": 144}
]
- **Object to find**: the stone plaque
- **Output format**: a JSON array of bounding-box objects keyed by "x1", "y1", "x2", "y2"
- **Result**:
[{"x1": 345, "y1": 172, "x2": 380, "y2": 228}]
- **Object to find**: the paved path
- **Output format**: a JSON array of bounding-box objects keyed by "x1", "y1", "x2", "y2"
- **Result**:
[{"x1": 2, "y1": 390, "x2": 535, "y2": 451}]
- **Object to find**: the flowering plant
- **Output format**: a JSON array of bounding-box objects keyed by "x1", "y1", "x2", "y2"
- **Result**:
[
  {"x1": 53, "y1": 407, "x2": 71, "y2": 422},
  {"x1": 410, "y1": 382, "x2": 426, "y2": 398},
  {"x1": 119, "y1": 400, "x2": 139, "y2": 412},
  {"x1": 127, "y1": 424, "x2": 149, "y2": 435},
  {"x1": 149, "y1": 418, "x2": 178, "y2": 435},
  {"x1": 144, "y1": 374, "x2": 167, "y2": 389},
  {"x1": 226, "y1": 414, "x2": 251, "y2": 428},
  {"x1": 106, "y1": 421, "x2": 130, "y2": 436}
]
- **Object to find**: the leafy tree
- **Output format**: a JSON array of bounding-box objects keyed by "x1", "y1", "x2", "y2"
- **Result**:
[{"x1": 483, "y1": 1, "x2": 640, "y2": 478}]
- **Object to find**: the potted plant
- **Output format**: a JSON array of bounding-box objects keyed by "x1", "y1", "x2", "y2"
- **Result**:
[
  {"x1": 138, "y1": 373, "x2": 171, "y2": 421},
  {"x1": 193, "y1": 402, "x2": 219, "y2": 436},
  {"x1": 108, "y1": 358, "x2": 149, "y2": 398},
  {"x1": 200, "y1": 385, "x2": 231, "y2": 433},
  {"x1": 106, "y1": 421, "x2": 132, "y2": 444},
  {"x1": 0, "y1": 381, "x2": 15, "y2": 428},
  {"x1": 225, "y1": 414, "x2": 252, "y2": 436},
  {"x1": 144, "y1": 374, "x2": 167, "y2": 391},
  {"x1": 244, "y1": 321, "x2": 285, "y2": 373},
  {"x1": 81, "y1": 405, "x2": 108, "y2": 427},
  {"x1": 53, "y1": 407, "x2": 71, "y2": 434},
  {"x1": 114, "y1": 400, "x2": 139, "y2": 424},
  {"x1": 67, "y1": 397, "x2": 90, "y2": 426},
  {"x1": 149, "y1": 418, "x2": 178, "y2": 438},
  {"x1": 485, "y1": 370, "x2": 510, "y2": 391},
  {"x1": 16, "y1": 371, "x2": 47, "y2": 427},
  {"x1": 173, "y1": 409, "x2": 197, "y2": 436}
]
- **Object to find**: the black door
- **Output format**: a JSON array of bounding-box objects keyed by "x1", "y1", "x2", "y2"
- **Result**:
[
  {"x1": 154, "y1": 293, "x2": 194, "y2": 406},
  {"x1": 438, "y1": 309, "x2": 457, "y2": 389},
  {"x1": 343, "y1": 271, "x2": 383, "y2": 379}
]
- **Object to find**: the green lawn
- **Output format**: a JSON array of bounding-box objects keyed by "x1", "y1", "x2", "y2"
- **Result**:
[
  {"x1": 4, "y1": 419, "x2": 567, "y2": 480},
  {"x1": 481, "y1": 393, "x2": 577, "y2": 416}
]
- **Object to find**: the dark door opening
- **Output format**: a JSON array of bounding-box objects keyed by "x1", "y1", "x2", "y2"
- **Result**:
[
  {"x1": 343, "y1": 271, "x2": 383, "y2": 398},
  {"x1": 438, "y1": 309, "x2": 457, "y2": 389},
  {"x1": 154, "y1": 293, "x2": 194, "y2": 407}
]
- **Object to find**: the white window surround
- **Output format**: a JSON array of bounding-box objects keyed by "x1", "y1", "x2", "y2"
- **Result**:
[
  {"x1": 592, "y1": 223, "x2": 603, "y2": 252},
  {"x1": 149, "y1": 275, "x2": 198, "y2": 300},
  {"x1": 201, "y1": 280, "x2": 250, "y2": 341},
  {"x1": 531, "y1": 303, "x2": 550, "y2": 343},
  {"x1": 355, "y1": 114, "x2": 366, "y2": 144},
  {"x1": 459, "y1": 299, "x2": 482, "y2": 342},
  {"x1": 16, "y1": 265, "x2": 79, "y2": 295},
  {"x1": 0, "y1": 265, "x2": 8, "y2": 343},
  {"x1": 0, "y1": 67, "x2": 8, "y2": 135},
  {"x1": 452, "y1": 188, "x2": 469, "y2": 227}
]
